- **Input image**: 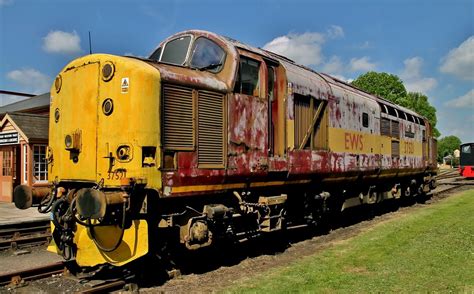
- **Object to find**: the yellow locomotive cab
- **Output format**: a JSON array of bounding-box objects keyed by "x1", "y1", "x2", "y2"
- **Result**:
[
  {"x1": 48, "y1": 54, "x2": 161, "y2": 266},
  {"x1": 50, "y1": 54, "x2": 162, "y2": 188}
]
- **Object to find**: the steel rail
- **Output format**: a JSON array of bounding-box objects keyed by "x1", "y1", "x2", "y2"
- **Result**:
[
  {"x1": 77, "y1": 280, "x2": 127, "y2": 293},
  {"x1": 0, "y1": 261, "x2": 65, "y2": 287},
  {"x1": 0, "y1": 220, "x2": 51, "y2": 251}
]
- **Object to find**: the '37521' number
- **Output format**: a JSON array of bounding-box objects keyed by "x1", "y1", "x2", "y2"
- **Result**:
[{"x1": 107, "y1": 169, "x2": 127, "y2": 180}]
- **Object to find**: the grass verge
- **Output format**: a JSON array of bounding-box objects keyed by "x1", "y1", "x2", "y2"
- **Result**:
[{"x1": 228, "y1": 189, "x2": 474, "y2": 293}]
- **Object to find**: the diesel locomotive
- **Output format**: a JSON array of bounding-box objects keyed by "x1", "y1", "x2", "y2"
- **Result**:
[{"x1": 13, "y1": 30, "x2": 438, "y2": 268}]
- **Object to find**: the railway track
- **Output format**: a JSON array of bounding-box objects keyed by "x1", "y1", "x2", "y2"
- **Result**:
[
  {"x1": 0, "y1": 220, "x2": 51, "y2": 251},
  {"x1": 77, "y1": 280, "x2": 130, "y2": 293},
  {"x1": 0, "y1": 260, "x2": 130, "y2": 292},
  {"x1": 436, "y1": 169, "x2": 474, "y2": 187},
  {"x1": 0, "y1": 261, "x2": 65, "y2": 287},
  {"x1": 436, "y1": 169, "x2": 460, "y2": 180},
  {"x1": 0, "y1": 183, "x2": 471, "y2": 293}
]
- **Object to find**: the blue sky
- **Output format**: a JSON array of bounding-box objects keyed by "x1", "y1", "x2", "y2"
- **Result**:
[{"x1": 1, "y1": 0, "x2": 473, "y2": 142}]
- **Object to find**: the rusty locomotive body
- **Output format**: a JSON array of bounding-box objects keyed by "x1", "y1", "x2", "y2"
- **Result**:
[{"x1": 14, "y1": 30, "x2": 437, "y2": 267}]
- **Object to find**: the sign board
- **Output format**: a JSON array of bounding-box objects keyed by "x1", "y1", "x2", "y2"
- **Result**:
[{"x1": 0, "y1": 132, "x2": 19, "y2": 145}]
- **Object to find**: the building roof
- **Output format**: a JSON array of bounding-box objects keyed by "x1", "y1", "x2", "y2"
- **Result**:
[
  {"x1": 1, "y1": 113, "x2": 49, "y2": 141},
  {"x1": 0, "y1": 93, "x2": 50, "y2": 115}
]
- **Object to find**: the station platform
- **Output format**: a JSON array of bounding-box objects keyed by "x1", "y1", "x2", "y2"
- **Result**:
[{"x1": 0, "y1": 203, "x2": 49, "y2": 226}]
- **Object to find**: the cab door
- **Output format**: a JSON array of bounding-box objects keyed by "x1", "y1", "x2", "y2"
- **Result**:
[
  {"x1": 227, "y1": 53, "x2": 269, "y2": 177},
  {"x1": 50, "y1": 62, "x2": 99, "y2": 182}
]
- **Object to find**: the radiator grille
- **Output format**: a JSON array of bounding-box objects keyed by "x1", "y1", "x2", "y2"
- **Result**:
[
  {"x1": 381, "y1": 118, "x2": 391, "y2": 136},
  {"x1": 391, "y1": 140, "x2": 400, "y2": 157},
  {"x1": 391, "y1": 120, "x2": 400, "y2": 138},
  {"x1": 295, "y1": 95, "x2": 312, "y2": 149},
  {"x1": 197, "y1": 91, "x2": 225, "y2": 168},
  {"x1": 163, "y1": 84, "x2": 194, "y2": 150}
]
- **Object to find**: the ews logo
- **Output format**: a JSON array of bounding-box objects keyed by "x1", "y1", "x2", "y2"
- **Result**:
[{"x1": 344, "y1": 133, "x2": 364, "y2": 151}]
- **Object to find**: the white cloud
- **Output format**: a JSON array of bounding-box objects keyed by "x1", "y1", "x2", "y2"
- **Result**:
[
  {"x1": 327, "y1": 25, "x2": 344, "y2": 39},
  {"x1": 404, "y1": 78, "x2": 437, "y2": 93},
  {"x1": 400, "y1": 57, "x2": 437, "y2": 93},
  {"x1": 0, "y1": 0, "x2": 13, "y2": 6},
  {"x1": 263, "y1": 32, "x2": 325, "y2": 66},
  {"x1": 6, "y1": 68, "x2": 51, "y2": 94},
  {"x1": 401, "y1": 57, "x2": 423, "y2": 80},
  {"x1": 322, "y1": 56, "x2": 344, "y2": 75},
  {"x1": 349, "y1": 57, "x2": 377, "y2": 72},
  {"x1": 440, "y1": 36, "x2": 474, "y2": 80},
  {"x1": 42, "y1": 30, "x2": 82, "y2": 55},
  {"x1": 327, "y1": 74, "x2": 352, "y2": 83},
  {"x1": 445, "y1": 89, "x2": 474, "y2": 108},
  {"x1": 357, "y1": 41, "x2": 372, "y2": 49}
]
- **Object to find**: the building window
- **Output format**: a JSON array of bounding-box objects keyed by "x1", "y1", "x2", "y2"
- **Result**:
[
  {"x1": 2, "y1": 150, "x2": 12, "y2": 176},
  {"x1": 33, "y1": 145, "x2": 48, "y2": 181},
  {"x1": 12, "y1": 148, "x2": 16, "y2": 179},
  {"x1": 23, "y1": 145, "x2": 28, "y2": 183}
]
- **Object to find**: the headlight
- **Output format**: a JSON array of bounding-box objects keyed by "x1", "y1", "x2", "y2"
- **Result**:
[
  {"x1": 102, "y1": 98, "x2": 114, "y2": 116},
  {"x1": 54, "y1": 108, "x2": 60, "y2": 123},
  {"x1": 54, "y1": 75, "x2": 62, "y2": 93},
  {"x1": 65, "y1": 134, "x2": 73, "y2": 149},
  {"x1": 102, "y1": 62, "x2": 115, "y2": 82}
]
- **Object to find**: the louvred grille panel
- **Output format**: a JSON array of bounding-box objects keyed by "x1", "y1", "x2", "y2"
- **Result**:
[
  {"x1": 163, "y1": 84, "x2": 194, "y2": 150},
  {"x1": 198, "y1": 91, "x2": 225, "y2": 168}
]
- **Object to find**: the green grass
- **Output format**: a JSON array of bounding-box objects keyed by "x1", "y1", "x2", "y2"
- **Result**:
[{"x1": 227, "y1": 189, "x2": 474, "y2": 293}]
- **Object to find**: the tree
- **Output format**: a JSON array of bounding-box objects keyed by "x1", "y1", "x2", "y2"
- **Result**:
[
  {"x1": 351, "y1": 71, "x2": 407, "y2": 104},
  {"x1": 437, "y1": 135, "x2": 462, "y2": 162},
  {"x1": 351, "y1": 71, "x2": 439, "y2": 137}
]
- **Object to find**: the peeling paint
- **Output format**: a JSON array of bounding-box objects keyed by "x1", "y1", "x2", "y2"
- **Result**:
[{"x1": 154, "y1": 30, "x2": 436, "y2": 197}]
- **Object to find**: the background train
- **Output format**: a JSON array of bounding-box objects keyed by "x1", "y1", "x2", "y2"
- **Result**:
[
  {"x1": 13, "y1": 30, "x2": 438, "y2": 268},
  {"x1": 459, "y1": 143, "x2": 474, "y2": 178}
]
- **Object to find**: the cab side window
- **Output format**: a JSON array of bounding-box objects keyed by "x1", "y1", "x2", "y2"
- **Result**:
[{"x1": 233, "y1": 56, "x2": 260, "y2": 97}]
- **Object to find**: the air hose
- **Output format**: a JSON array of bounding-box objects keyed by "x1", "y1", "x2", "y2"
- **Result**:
[
  {"x1": 37, "y1": 188, "x2": 56, "y2": 213},
  {"x1": 88, "y1": 200, "x2": 127, "y2": 252}
]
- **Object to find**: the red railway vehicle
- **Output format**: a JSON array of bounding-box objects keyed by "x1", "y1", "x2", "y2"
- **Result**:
[{"x1": 459, "y1": 143, "x2": 474, "y2": 178}]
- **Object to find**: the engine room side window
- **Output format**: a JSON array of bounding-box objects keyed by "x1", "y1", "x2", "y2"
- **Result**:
[
  {"x1": 362, "y1": 112, "x2": 369, "y2": 128},
  {"x1": 160, "y1": 36, "x2": 191, "y2": 65},
  {"x1": 234, "y1": 57, "x2": 260, "y2": 97},
  {"x1": 190, "y1": 38, "x2": 225, "y2": 72}
]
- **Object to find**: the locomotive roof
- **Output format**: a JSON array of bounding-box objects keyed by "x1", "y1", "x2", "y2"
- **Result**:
[{"x1": 163, "y1": 30, "x2": 427, "y2": 121}]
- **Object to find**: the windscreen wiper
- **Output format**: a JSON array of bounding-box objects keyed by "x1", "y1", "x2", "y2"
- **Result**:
[{"x1": 197, "y1": 62, "x2": 222, "y2": 71}]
